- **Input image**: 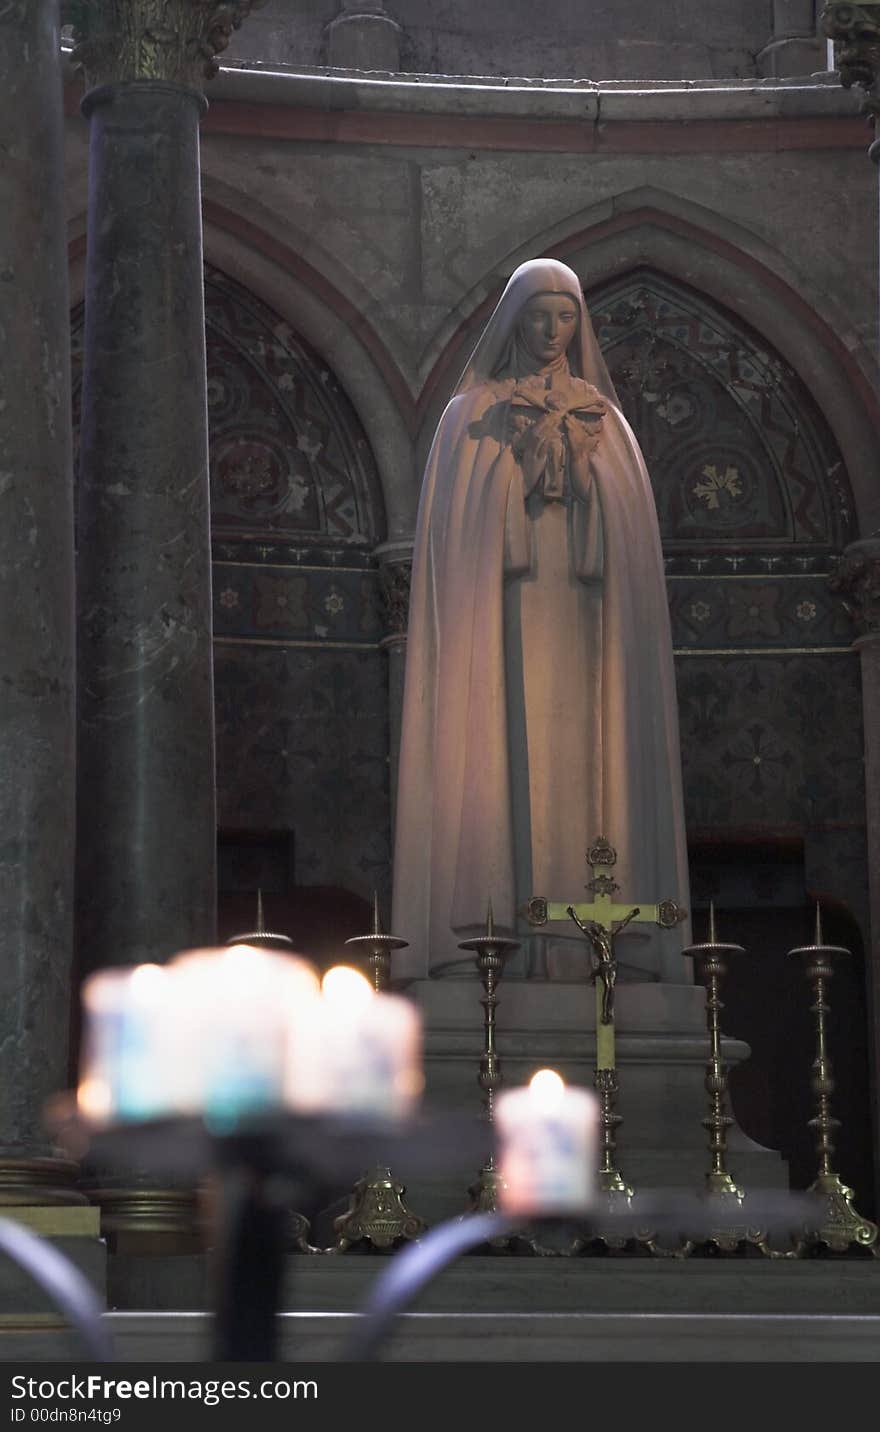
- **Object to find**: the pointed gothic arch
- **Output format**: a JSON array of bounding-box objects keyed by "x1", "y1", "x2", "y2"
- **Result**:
[{"x1": 588, "y1": 267, "x2": 855, "y2": 554}]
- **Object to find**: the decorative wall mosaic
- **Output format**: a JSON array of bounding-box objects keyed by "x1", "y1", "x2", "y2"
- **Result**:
[
  {"x1": 668, "y1": 575, "x2": 853, "y2": 651},
  {"x1": 212, "y1": 564, "x2": 383, "y2": 646},
  {"x1": 591, "y1": 269, "x2": 855, "y2": 552},
  {"x1": 677, "y1": 654, "x2": 864, "y2": 830},
  {"x1": 204, "y1": 266, "x2": 383, "y2": 551},
  {"x1": 213, "y1": 644, "x2": 390, "y2": 901}
]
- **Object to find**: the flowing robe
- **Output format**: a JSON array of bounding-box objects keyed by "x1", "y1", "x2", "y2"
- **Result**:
[{"x1": 392, "y1": 266, "x2": 690, "y2": 981}]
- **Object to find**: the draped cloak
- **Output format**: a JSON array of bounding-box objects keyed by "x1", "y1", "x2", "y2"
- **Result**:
[{"x1": 392, "y1": 259, "x2": 691, "y2": 981}]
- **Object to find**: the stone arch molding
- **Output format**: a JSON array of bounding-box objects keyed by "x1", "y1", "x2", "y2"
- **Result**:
[{"x1": 200, "y1": 189, "x2": 419, "y2": 537}]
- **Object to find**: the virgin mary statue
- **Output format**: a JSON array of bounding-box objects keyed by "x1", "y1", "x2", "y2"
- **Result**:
[{"x1": 392, "y1": 258, "x2": 690, "y2": 982}]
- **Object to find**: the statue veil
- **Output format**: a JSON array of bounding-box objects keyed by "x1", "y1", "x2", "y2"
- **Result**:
[{"x1": 453, "y1": 258, "x2": 619, "y2": 403}]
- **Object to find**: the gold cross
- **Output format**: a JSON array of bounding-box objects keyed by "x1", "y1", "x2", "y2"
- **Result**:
[{"x1": 524, "y1": 836, "x2": 687, "y2": 1070}]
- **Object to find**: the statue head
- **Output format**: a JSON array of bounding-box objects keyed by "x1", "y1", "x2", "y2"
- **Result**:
[
  {"x1": 517, "y1": 291, "x2": 580, "y2": 368},
  {"x1": 453, "y1": 258, "x2": 618, "y2": 406}
]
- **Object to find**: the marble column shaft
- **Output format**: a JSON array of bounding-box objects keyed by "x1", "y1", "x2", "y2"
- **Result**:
[
  {"x1": 0, "y1": 2, "x2": 78, "y2": 1182},
  {"x1": 76, "y1": 82, "x2": 216, "y2": 971}
]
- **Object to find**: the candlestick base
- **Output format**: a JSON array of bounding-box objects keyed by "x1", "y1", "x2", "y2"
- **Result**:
[
  {"x1": 674, "y1": 1177, "x2": 779, "y2": 1258},
  {"x1": 462, "y1": 1158, "x2": 528, "y2": 1250},
  {"x1": 284, "y1": 1209, "x2": 316, "y2": 1253},
  {"x1": 331, "y1": 1166, "x2": 426, "y2": 1251},
  {"x1": 466, "y1": 1157, "x2": 504, "y2": 1215},
  {"x1": 790, "y1": 1171, "x2": 879, "y2": 1256},
  {"x1": 580, "y1": 1174, "x2": 672, "y2": 1254}
]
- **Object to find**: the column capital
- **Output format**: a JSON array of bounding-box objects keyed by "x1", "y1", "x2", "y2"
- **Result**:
[
  {"x1": 63, "y1": 0, "x2": 265, "y2": 92},
  {"x1": 374, "y1": 541, "x2": 413, "y2": 642},
  {"x1": 821, "y1": 2, "x2": 880, "y2": 96},
  {"x1": 828, "y1": 535, "x2": 880, "y2": 639}
]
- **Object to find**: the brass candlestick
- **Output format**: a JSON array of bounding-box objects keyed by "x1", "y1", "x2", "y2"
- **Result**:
[
  {"x1": 343, "y1": 890, "x2": 408, "y2": 992},
  {"x1": 332, "y1": 894, "x2": 427, "y2": 1252},
  {"x1": 788, "y1": 904, "x2": 878, "y2": 1256},
  {"x1": 225, "y1": 889, "x2": 294, "y2": 952},
  {"x1": 680, "y1": 903, "x2": 772, "y2": 1257},
  {"x1": 458, "y1": 904, "x2": 520, "y2": 1226}
]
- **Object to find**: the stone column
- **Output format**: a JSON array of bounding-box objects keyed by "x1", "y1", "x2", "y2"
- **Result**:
[
  {"x1": 67, "y1": 0, "x2": 263, "y2": 1243},
  {"x1": 829, "y1": 538, "x2": 880, "y2": 1184},
  {"x1": 375, "y1": 540, "x2": 412, "y2": 829},
  {"x1": 757, "y1": 1, "x2": 825, "y2": 77},
  {"x1": 324, "y1": 2, "x2": 402, "y2": 70},
  {"x1": 0, "y1": 2, "x2": 82, "y2": 1207}
]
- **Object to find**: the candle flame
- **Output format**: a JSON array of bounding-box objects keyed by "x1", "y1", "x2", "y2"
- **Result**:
[
  {"x1": 529, "y1": 1068, "x2": 565, "y2": 1107},
  {"x1": 77, "y1": 1077, "x2": 112, "y2": 1122},
  {"x1": 322, "y1": 965, "x2": 374, "y2": 1004},
  {"x1": 129, "y1": 963, "x2": 166, "y2": 996}
]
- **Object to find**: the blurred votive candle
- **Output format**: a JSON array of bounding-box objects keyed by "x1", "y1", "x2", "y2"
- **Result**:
[
  {"x1": 496, "y1": 1070, "x2": 598, "y2": 1216},
  {"x1": 285, "y1": 965, "x2": 422, "y2": 1121},
  {"x1": 78, "y1": 964, "x2": 174, "y2": 1124},
  {"x1": 170, "y1": 944, "x2": 321, "y2": 1126}
]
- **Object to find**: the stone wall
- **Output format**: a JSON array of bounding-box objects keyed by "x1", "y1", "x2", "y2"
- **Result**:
[{"x1": 225, "y1": 0, "x2": 806, "y2": 82}]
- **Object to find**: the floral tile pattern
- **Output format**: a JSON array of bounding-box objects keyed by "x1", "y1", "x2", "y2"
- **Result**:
[
  {"x1": 676, "y1": 655, "x2": 865, "y2": 829},
  {"x1": 668, "y1": 576, "x2": 854, "y2": 649},
  {"x1": 591, "y1": 270, "x2": 855, "y2": 550},
  {"x1": 214, "y1": 645, "x2": 390, "y2": 901}
]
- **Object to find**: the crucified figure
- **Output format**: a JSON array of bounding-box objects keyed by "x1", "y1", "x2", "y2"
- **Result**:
[{"x1": 565, "y1": 906, "x2": 640, "y2": 1024}]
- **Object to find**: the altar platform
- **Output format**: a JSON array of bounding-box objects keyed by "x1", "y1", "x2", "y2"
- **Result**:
[{"x1": 3, "y1": 1255, "x2": 880, "y2": 1362}]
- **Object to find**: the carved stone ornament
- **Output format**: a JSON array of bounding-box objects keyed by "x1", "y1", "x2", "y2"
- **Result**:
[
  {"x1": 63, "y1": 0, "x2": 266, "y2": 91},
  {"x1": 378, "y1": 559, "x2": 411, "y2": 637},
  {"x1": 828, "y1": 538, "x2": 880, "y2": 637},
  {"x1": 821, "y1": 2, "x2": 880, "y2": 95}
]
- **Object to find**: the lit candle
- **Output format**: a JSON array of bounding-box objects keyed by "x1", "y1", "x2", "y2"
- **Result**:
[
  {"x1": 495, "y1": 1069, "x2": 598, "y2": 1216},
  {"x1": 285, "y1": 965, "x2": 422, "y2": 1121},
  {"x1": 169, "y1": 944, "x2": 321, "y2": 1126},
  {"x1": 79, "y1": 964, "x2": 173, "y2": 1124}
]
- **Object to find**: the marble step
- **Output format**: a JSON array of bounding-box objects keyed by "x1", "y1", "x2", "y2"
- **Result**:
[
  {"x1": 107, "y1": 1251, "x2": 880, "y2": 1315},
  {"x1": 3, "y1": 1309, "x2": 880, "y2": 1362}
]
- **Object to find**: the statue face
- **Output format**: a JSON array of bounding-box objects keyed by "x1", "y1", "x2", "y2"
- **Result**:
[{"x1": 517, "y1": 292, "x2": 579, "y2": 365}]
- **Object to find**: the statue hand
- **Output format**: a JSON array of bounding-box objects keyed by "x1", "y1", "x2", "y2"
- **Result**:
[{"x1": 517, "y1": 413, "x2": 564, "y2": 490}]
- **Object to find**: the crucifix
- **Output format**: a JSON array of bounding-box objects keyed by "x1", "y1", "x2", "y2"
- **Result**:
[
  {"x1": 524, "y1": 835, "x2": 687, "y2": 1244},
  {"x1": 525, "y1": 835, "x2": 687, "y2": 1073}
]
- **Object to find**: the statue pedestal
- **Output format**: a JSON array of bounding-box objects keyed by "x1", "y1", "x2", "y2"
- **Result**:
[{"x1": 399, "y1": 978, "x2": 787, "y2": 1225}]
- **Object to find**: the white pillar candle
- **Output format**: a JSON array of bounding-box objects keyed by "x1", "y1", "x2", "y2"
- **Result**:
[
  {"x1": 285, "y1": 965, "x2": 422, "y2": 1121},
  {"x1": 496, "y1": 1069, "x2": 598, "y2": 1216},
  {"x1": 169, "y1": 944, "x2": 321, "y2": 1126},
  {"x1": 78, "y1": 964, "x2": 174, "y2": 1124}
]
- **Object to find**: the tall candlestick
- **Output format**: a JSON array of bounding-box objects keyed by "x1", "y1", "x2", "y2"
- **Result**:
[
  {"x1": 458, "y1": 902, "x2": 520, "y2": 1220},
  {"x1": 333, "y1": 899, "x2": 427, "y2": 1251},
  {"x1": 343, "y1": 890, "x2": 409, "y2": 991},
  {"x1": 788, "y1": 903, "x2": 878, "y2": 1255},
  {"x1": 680, "y1": 903, "x2": 773, "y2": 1256},
  {"x1": 224, "y1": 889, "x2": 295, "y2": 952}
]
